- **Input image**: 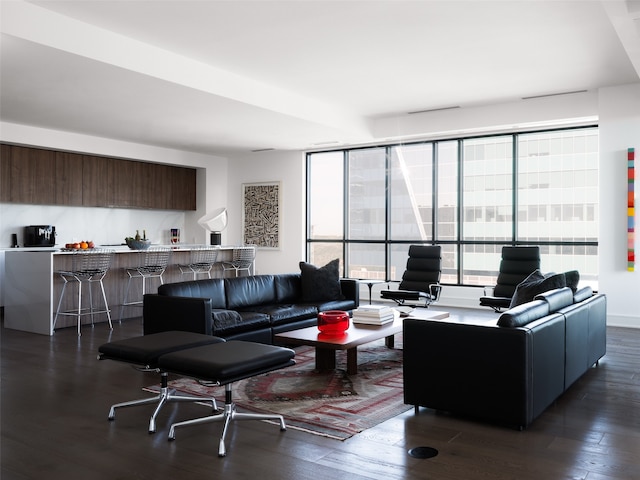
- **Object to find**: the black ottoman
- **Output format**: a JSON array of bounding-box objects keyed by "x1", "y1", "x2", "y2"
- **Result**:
[
  {"x1": 158, "y1": 340, "x2": 295, "y2": 457},
  {"x1": 98, "y1": 331, "x2": 225, "y2": 433}
]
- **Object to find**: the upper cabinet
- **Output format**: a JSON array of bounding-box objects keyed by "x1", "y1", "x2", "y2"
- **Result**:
[{"x1": 0, "y1": 144, "x2": 196, "y2": 210}]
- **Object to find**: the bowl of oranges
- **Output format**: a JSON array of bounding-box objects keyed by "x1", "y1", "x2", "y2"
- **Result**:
[{"x1": 63, "y1": 240, "x2": 95, "y2": 251}]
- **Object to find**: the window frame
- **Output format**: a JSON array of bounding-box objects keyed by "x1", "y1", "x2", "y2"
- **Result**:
[{"x1": 306, "y1": 125, "x2": 599, "y2": 288}]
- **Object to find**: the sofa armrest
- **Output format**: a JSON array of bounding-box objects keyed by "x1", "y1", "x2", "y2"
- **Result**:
[
  {"x1": 143, "y1": 294, "x2": 213, "y2": 335},
  {"x1": 340, "y1": 278, "x2": 359, "y2": 306}
]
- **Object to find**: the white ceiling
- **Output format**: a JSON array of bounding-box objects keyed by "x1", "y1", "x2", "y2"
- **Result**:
[{"x1": 1, "y1": 0, "x2": 639, "y2": 156}]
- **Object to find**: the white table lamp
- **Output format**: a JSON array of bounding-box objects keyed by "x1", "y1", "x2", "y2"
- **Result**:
[{"x1": 198, "y1": 208, "x2": 228, "y2": 245}]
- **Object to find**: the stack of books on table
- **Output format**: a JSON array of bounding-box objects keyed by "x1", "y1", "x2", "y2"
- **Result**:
[{"x1": 352, "y1": 305, "x2": 395, "y2": 325}]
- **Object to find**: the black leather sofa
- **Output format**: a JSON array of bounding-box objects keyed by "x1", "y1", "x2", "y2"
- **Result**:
[
  {"x1": 143, "y1": 274, "x2": 359, "y2": 343},
  {"x1": 403, "y1": 286, "x2": 606, "y2": 429}
]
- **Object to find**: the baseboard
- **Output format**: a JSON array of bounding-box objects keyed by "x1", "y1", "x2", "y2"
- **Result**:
[{"x1": 606, "y1": 313, "x2": 640, "y2": 329}]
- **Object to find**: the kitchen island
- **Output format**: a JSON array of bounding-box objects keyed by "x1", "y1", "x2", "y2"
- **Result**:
[{"x1": 3, "y1": 246, "x2": 245, "y2": 335}]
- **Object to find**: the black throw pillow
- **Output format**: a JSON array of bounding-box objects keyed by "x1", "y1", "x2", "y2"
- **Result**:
[
  {"x1": 509, "y1": 269, "x2": 567, "y2": 308},
  {"x1": 299, "y1": 259, "x2": 344, "y2": 302},
  {"x1": 563, "y1": 270, "x2": 580, "y2": 292}
]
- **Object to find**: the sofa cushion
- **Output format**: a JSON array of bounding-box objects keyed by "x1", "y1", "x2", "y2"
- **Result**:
[
  {"x1": 299, "y1": 259, "x2": 344, "y2": 302},
  {"x1": 225, "y1": 275, "x2": 277, "y2": 309},
  {"x1": 573, "y1": 286, "x2": 593, "y2": 303},
  {"x1": 498, "y1": 299, "x2": 550, "y2": 327},
  {"x1": 158, "y1": 278, "x2": 226, "y2": 308},
  {"x1": 509, "y1": 270, "x2": 566, "y2": 308},
  {"x1": 275, "y1": 273, "x2": 303, "y2": 303},
  {"x1": 534, "y1": 287, "x2": 574, "y2": 312},
  {"x1": 245, "y1": 304, "x2": 318, "y2": 326},
  {"x1": 211, "y1": 309, "x2": 244, "y2": 331},
  {"x1": 213, "y1": 309, "x2": 270, "y2": 336}
]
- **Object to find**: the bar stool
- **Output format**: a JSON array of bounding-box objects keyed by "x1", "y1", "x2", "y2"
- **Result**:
[
  {"x1": 120, "y1": 247, "x2": 171, "y2": 321},
  {"x1": 222, "y1": 245, "x2": 256, "y2": 277},
  {"x1": 177, "y1": 247, "x2": 219, "y2": 279},
  {"x1": 54, "y1": 248, "x2": 115, "y2": 336}
]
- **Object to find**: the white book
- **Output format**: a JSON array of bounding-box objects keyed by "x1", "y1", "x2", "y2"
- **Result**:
[
  {"x1": 356, "y1": 304, "x2": 392, "y2": 312},
  {"x1": 353, "y1": 305, "x2": 393, "y2": 317},
  {"x1": 352, "y1": 316, "x2": 395, "y2": 325}
]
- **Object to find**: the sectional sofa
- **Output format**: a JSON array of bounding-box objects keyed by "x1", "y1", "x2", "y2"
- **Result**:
[
  {"x1": 403, "y1": 285, "x2": 606, "y2": 429},
  {"x1": 143, "y1": 272, "x2": 359, "y2": 343}
]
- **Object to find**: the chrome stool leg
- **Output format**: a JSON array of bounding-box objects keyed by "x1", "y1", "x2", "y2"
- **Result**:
[
  {"x1": 107, "y1": 371, "x2": 218, "y2": 433},
  {"x1": 168, "y1": 383, "x2": 286, "y2": 457}
]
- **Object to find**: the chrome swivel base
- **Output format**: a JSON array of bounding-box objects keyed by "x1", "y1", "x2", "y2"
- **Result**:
[
  {"x1": 107, "y1": 371, "x2": 217, "y2": 433},
  {"x1": 168, "y1": 383, "x2": 286, "y2": 457}
]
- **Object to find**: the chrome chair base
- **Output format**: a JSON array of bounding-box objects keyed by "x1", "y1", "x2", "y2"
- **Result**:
[
  {"x1": 168, "y1": 383, "x2": 286, "y2": 457},
  {"x1": 107, "y1": 371, "x2": 218, "y2": 434}
]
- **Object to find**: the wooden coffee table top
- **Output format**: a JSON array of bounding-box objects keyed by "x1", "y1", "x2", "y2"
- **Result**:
[{"x1": 275, "y1": 309, "x2": 449, "y2": 351}]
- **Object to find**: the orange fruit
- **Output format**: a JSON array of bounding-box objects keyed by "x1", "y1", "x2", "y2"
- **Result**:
[{"x1": 80, "y1": 241, "x2": 89, "y2": 249}]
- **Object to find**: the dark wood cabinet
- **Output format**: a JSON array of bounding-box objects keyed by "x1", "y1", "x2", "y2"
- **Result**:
[
  {"x1": 7, "y1": 145, "x2": 56, "y2": 205},
  {"x1": 55, "y1": 151, "x2": 84, "y2": 206},
  {"x1": 0, "y1": 144, "x2": 10, "y2": 202},
  {"x1": 170, "y1": 166, "x2": 197, "y2": 210},
  {"x1": 82, "y1": 155, "x2": 114, "y2": 207},
  {"x1": 0, "y1": 144, "x2": 196, "y2": 210}
]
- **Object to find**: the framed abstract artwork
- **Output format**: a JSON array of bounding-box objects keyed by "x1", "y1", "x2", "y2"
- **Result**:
[
  {"x1": 242, "y1": 182, "x2": 280, "y2": 249},
  {"x1": 629, "y1": 148, "x2": 635, "y2": 271}
]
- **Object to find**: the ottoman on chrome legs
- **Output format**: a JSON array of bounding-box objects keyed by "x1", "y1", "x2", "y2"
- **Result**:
[
  {"x1": 98, "y1": 331, "x2": 225, "y2": 433},
  {"x1": 158, "y1": 341, "x2": 296, "y2": 457}
]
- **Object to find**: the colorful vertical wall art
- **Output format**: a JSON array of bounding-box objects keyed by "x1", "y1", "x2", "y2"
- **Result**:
[{"x1": 629, "y1": 147, "x2": 635, "y2": 271}]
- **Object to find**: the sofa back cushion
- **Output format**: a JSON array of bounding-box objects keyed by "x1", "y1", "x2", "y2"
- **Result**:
[
  {"x1": 573, "y1": 286, "x2": 593, "y2": 303},
  {"x1": 275, "y1": 273, "x2": 303, "y2": 303},
  {"x1": 498, "y1": 299, "x2": 550, "y2": 327},
  {"x1": 225, "y1": 274, "x2": 277, "y2": 309},
  {"x1": 534, "y1": 287, "x2": 574, "y2": 312},
  {"x1": 158, "y1": 278, "x2": 226, "y2": 308}
]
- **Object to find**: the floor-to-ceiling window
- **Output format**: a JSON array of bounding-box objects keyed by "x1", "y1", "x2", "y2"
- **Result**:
[{"x1": 306, "y1": 126, "x2": 599, "y2": 289}]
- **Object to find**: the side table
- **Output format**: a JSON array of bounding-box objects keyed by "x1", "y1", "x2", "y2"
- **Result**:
[{"x1": 352, "y1": 279, "x2": 386, "y2": 304}]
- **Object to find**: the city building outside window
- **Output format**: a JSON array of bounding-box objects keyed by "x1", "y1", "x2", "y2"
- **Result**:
[{"x1": 306, "y1": 126, "x2": 598, "y2": 290}]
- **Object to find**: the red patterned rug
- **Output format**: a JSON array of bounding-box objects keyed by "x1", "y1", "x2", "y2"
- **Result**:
[{"x1": 146, "y1": 337, "x2": 410, "y2": 440}]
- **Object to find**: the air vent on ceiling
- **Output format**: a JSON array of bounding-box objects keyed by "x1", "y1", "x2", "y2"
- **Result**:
[
  {"x1": 250, "y1": 148, "x2": 275, "y2": 153},
  {"x1": 522, "y1": 90, "x2": 588, "y2": 100},
  {"x1": 408, "y1": 106, "x2": 461, "y2": 115}
]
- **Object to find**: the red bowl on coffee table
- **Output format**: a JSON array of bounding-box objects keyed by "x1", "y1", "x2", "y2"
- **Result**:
[{"x1": 317, "y1": 310, "x2": 350, "y2": 335}]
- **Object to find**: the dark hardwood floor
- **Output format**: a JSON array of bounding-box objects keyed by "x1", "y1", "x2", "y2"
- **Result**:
[{"x1": 2, "y1": 308, "x2": 639, "y2": 480}]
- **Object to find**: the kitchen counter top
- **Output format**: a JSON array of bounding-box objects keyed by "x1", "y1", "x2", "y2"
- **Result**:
[{"x1": 3, "y1": 245, "x2": 252, "y2": 336}]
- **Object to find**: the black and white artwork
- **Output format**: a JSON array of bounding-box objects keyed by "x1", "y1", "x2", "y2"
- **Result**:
[{"x1": 242, "y1": 182, "x2": 280, "y2": 249}]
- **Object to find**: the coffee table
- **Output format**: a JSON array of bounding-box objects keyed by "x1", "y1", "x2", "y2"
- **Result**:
[{"x1": 275, "y1": 309, "x2": 449, "y2": 375}]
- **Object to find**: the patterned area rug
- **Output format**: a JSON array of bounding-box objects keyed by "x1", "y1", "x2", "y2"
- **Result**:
[{"x1": 147, "y1": 337, "x2": 410, "y2": 440}]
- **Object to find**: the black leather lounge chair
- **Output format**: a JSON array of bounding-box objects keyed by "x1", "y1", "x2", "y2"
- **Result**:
[
  {"x1": 479, "y1": 246, "x2": 541, "y2": 312},
  {"x1": 381, "y1": 245, "x2": 442, "y2": 308}
]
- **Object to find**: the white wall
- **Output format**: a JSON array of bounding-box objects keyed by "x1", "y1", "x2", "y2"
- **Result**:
[
  {"x1": 597, "y1": 83, "x2": 640, "y2": 328},
  {"x1": 225, "y1": 149, "x2": 306, "y2": 275}
]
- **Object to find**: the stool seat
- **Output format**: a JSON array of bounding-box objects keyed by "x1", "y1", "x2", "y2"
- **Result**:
[
  {"x1": 98, "y1": 331, "x2": 225, "y2": 433},
  {"x1": 98, "y1": 331, "x2": 226, "y2": 367},
  {"x1": 159, "y1": 341, "x2": 295, "y2": 457},
  {"x1": 177, "y1": 247, "x2": 219, "y2": 279},
  {"x1": 158, "y1": 340, "x2": 295, "y2": 383}
]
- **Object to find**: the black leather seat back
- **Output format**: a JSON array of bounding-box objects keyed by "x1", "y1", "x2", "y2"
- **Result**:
[
  {"x1": 493, "y1": 246, "x2": 541, "y2": 298},
  {"x1": 225, "y1": 275, "x2": 277, "y2": 309},
  {"x1": 158, "y1": 278, "x2": 226, "y2": 308},
  {"x1": 398, "y1": 245, "x2": 441, "y2": 291}
]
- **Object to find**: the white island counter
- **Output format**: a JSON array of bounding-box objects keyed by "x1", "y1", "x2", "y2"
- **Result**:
[{"x1": 3, "y1": 246, "x2": 242, "y2": 335}]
